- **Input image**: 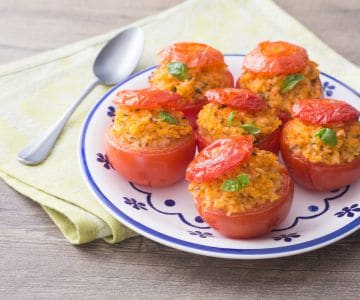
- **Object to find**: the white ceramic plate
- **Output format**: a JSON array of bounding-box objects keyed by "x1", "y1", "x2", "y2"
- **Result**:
[{"x1": 78, "y1": 55, "x2": 360, "y2": 259}]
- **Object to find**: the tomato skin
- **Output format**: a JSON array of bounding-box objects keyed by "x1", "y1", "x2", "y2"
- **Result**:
[
  {"x1": 278, "y1": 110, "x2": 292, "y2": 125},
  {"x1": 196, "y1": 128, "x2": 281, "y2": 154},
  {"x1": 181, "y1": 97, "x2": 208, "y2": 129},
  {"x1": 193, "y1": 167, "x2": 294, "y2": 238},
  {"x1": 186, "y1": 137, "x2": 253, "y2": 183},
  {"x1": 158, "y1": 42, "x2": 225, "y2": 68},
  {"x1": 224, "y1": 70, "x2": 234, "y2": 88},
  {"x1": 243, "y1": 41, "x2": 308, "y2": 76},
  {"x1": 280, "y1": 120, "x2": 360, "y2": 191},
  {"x1": 204, "y1": 88, "x2": 266, "y2": 111},
  {"x1": 105, "y1": 127, "x2": 196, "y2": 187},
  {"x1": 292, "y1": 99, "x2": 360, "y2": 125},
  {"x1": 256, "y1": 127, "x2": 281, "y2": 154},
  {"x1": 114, "y1": 88, "x2": 182, "y2": 110}
]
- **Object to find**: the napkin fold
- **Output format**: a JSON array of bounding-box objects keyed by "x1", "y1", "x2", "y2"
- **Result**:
[{"x1": 0, "y1": 0, "x2": 358, "y2": 244}]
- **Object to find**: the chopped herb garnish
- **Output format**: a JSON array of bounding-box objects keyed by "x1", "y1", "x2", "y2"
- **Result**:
[
  {"x1": 241, "y1": 123, "x2": 261, "y2": 134},
  {"x1": 222, "y1": 174, "x2": 250, "y2": 192},
  {"x1": 228, "y1": 111, "x2": 236, "y2": 126},
  {"x1": 315, "y1": 128, "x2": 337, "y2": 146},
  {"x1": 157, "y1": 111, "x2": 178, "y2": 125},
  {"x1": 167, "y1": 62, "x2": 189, "y2": 81},
  {"x1": 280, "y1": 74, "x2": 304, "y2": 93}
]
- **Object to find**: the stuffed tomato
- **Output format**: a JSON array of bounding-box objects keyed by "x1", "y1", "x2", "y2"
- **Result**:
[
  {"x1": 196, "y1": 88, "x2": 282, "y2": 153},
  {"x1": 105, "y1": 88, "x2": 196, "y2": 187},
  {"x1": 237, "y1": 41, "x2": 322, "y2": 123},
  {"x1": 149, "y1": 42, "x2": 234, "y2": 127},
  {"x1": 186, "y1": 136, "x2": 294, "y2": 239},
  {"x1": 280, "y1": 99, "x2": 360, "y2": 191}
]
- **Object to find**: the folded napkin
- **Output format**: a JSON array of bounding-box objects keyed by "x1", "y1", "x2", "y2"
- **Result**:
[{"x1": 0, "y1": 0, "x2": 358, "y2": 244}]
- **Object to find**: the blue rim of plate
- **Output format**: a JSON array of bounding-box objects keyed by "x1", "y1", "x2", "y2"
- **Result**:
[{"x1": 79, "y1": 54, "x2": 360, "y2": 258}]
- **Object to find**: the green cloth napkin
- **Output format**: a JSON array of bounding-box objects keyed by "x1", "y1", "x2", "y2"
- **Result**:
[{"x1": 0, "y1": 0, "x2": 359, "y2": 244}]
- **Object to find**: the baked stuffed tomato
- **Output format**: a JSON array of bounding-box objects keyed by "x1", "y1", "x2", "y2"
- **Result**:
[
  {"x1": 186, "y1": 136, "x2": 294, "y2": 239},
  {"x1": 237, "y1": 41, "x2": 323, "y2": 123},
  {"x1": 196, "y1": 88, "x2": 282, "y2": 153},
  {"x1": 280, "y1": 99, "x2": 360, "y2": 191},
  {"x1": 105, "y1": 88, "x2": 196, "y2": 187},
  {"x1": 149, "y1": 42, "x2": 234, "y2": 127}
]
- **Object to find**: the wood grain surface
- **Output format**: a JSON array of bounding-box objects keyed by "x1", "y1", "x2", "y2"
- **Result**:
[{"x1": 0, "y1": 1, "x2": 359, "y2": 299}]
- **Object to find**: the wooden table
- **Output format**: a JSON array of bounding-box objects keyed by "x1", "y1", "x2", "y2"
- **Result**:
[{"x1": 1, "y1": 1, "x2": 359, "y2": 298}]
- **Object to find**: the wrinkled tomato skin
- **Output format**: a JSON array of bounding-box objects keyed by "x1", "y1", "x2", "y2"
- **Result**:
[
  {"x1": 186, "y1": 136, "x2": 253, "y2": 183},
  {"x1": 105, "y1": 127, "x2": 196, "y2": 187},
  {"x1": 193, "y1": 167, "x2": 294, "y2": 238},
  {"x1": 114, "y1": 88, "x2": 182, "y2": 110},
  {"x1": 280, "y1": 120, "x2": 360, "y2": 191},
  {"x1": 242, "y1": 41, "x2": 308, "y2": 76},
  {"x1": 205, "y1": 88, "x2": 266, "y2": 111},
  {"x1": 292, "y1": 99, "x2": 360, "y2": 125},
  {"x1": 196, "y1": 128, "x2": 281, "y2": 154},
  {"x1": 158, "y1": 42, "x2": 225, "y2": 68}
]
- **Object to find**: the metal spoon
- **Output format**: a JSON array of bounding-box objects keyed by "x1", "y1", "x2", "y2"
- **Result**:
[{"x1": 17, "y1": 27, "x2": 144, "y2": 165}]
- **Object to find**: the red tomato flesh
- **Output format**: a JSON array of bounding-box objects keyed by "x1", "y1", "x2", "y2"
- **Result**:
[
  {"x1": 292, "y1": 99, "x2": 360, "y2": 125},
  {"x1": 243, "y1": 41, "x2": 309, "y2": 76},
  {"x1": 105, "y1": 127, "x2": 196, "y2": 187},
  {"x1": 204, "y1": 88, "x2": 266, "y2": 111},
  {"x1": 114, "y1": 88, "x2": 182, "y2": 110},
  {"x1": 186, "y1": 136, "x2": 253, "y2": 183},
  {"x1": 193, "y1": 166, "x2": 294, "y2": 238},
  {"x1": 158, "y1": 42, "x2": 225, "y2": 68}
]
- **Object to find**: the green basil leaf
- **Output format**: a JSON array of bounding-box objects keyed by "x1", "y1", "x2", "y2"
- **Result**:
[
  {"x1": 228, "y1": 111, "x2": 236, "y2": 126},
  {"x1": 240, "y1": 123, "x2": 261, "y2": 134},
  {"x1": 315, "y1": 128, "x2": 337, "y2": 146},
  {"x1": 237, "y1": 174, "x2": 250, "y2": 188},
  {"x1": 280, "y1": 74, "x2": 304, "y2": 93},
  {"x1": 221, "y1": 174, "x2": 250, "y2": 192},
  {"x1": 157, "y1": 111, "x2": 178, "y2": 125},
  {"x1": 167, "y1": 62, "x2": 189, "y2": 81},
  {"x1": 221, "y1": 179, "x2": 240, "y2": 192}
]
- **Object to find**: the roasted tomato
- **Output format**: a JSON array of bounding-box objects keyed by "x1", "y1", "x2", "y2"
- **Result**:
[
  {"x1": 280, "y1": 99, "x2": 360, "y2": 191},
  {"x1": 158, "y1": 42, "x2": 225, "y2": 68},
  {"x1": 186, "y1": 137, "x2": 294, "y2": 239},
  {"x1": 204, "y1": 88, "x2": 266, "y2": 111},
  {"x1": 105, "y1": 127, "x2": 196, "y2": 187},
  {"x1": 114, "y1": 88, "x2": 183, "y2": 110},
  {"x1": 243, "y1": 41, "x2": 309, "y2": 76},
  {"x1": 196, "y1": 88, "x2": 281, "y2": 153},
  {"x1": 186, "y1": 137, "x2": 253, "y2": 183},
  {"x1": 193, "y1": 167, "x2": 294, "y2": 239},
  {"x1": 292, "y1": 99, "x2": 360, "y2": 124},
  {"x1": 105, "y1": 88, "x2": 196, "y2": 187}
]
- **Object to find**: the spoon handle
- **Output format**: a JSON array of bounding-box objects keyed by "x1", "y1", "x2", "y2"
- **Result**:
[{"x1": 17, "y1": 79, "x2": 101, "y2": 165}]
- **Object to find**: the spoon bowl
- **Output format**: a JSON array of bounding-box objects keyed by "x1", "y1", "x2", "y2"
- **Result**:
[
  {"x1": 94, "y1": 27, "x2": 144, "y2": 85},
  {"x1": 17, "y1": 27, "x2": 144, "y2": 165}
]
